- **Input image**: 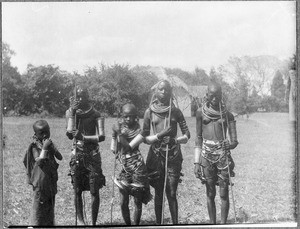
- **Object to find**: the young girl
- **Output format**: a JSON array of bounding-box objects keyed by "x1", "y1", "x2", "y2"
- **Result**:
[
  {"x1": 23, "y1": 120, "x2": 62, "y2": 226},
  {"x1": 111, "y1": 103, "x2": 152, "y2": 225}
]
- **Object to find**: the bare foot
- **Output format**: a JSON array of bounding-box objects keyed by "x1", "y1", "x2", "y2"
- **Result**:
[{"x1": 77, "y1": 220, "x2": 85, "y2": 225}]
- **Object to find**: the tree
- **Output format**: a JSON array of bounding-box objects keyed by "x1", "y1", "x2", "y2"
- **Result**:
[
  {"x1": 132, "y1": 66, "x2": 158, "y2": 115},
  {"x1": 194, "y1": 67, "x2": 210, "y2": 85},
  {"x1": 2, "y1": 42, "x2": 24, "y2": 115},
  {"x1": 2, "y1": 42, "x2": 15, "y2": 66},
  {"x1": 271, "y1": 70, "x2": 285, "y2": 99},
  {"x1": 247, "y1": 88, "x2": 262, "y2": 113},
  {"x1": 243, "y1": 55, "x2": 282, "y2": 95},
  {"x1": 217, "y1": 55, "x2": 291, "y2": 114},
  {"x1": 231, "y1": 74, "x2": 250, "y2": 115},
  {"x1": 23, "y1": 64, "x2": 73, "y2": 117},
  {"x1": 260, "y1": 95, "x2": 284, "y2": 112},
  {"x1": 221, "y1": 55, "x2": 283, "y2": 96},
  {"x1": 209, "y1": 67, "x2": 223, "y2": 83},
  {"x1": 83, "y1": 64, "x2": 155, "y2": 116}
]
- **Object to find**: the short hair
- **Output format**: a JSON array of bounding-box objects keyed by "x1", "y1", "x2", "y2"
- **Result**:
[
  {"x1": 158, "y1": 79, "x2": 171, "y2": 87},
  {"x1": 208, "y1": 81, "x2": 222, "y2": 94},
  {"x1": 76, "y1": 86, "x2": 89, "y2": 99},
  {"x1": 33, "y1": 120, "x2": 49, "y2": 133},
  {"x1": 122, "y1": 103, "x2": 137, "y2": 116}
]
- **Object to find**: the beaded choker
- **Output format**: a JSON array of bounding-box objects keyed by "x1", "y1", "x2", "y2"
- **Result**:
[{"x1": 202, "y1": 101, "x2": 227, "y2": 120}]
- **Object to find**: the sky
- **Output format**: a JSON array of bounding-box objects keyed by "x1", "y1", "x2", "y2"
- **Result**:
[{"x1": 2, "y1": 1, "x2": 296, "y2": 75}]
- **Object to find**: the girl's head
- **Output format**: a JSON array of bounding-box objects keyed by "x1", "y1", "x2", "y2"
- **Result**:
[
  {"x1": 155, "y1": 80, "x2": 172, "y2": 104},
  {"x1": 33, "y1": 120, "x2": 50, "y2": 140},
  {"x1": 75, "y1": 86, "x2": 90, "y2": 109},
  {"x1": 122, "y1": 103, "x2": 138, "y2": 127},
  {"x1": 207, "y1": 81, "x2": 222, "y2": 109}
]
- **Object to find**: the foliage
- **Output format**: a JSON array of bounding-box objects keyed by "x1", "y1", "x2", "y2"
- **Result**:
[
  {"x1": 131, "y1": 66, "x2": 158, "y2": 114},
  {"x1": 2, "y1": 43, "x2": 73, "y2": 117},
  {"x1": 2, "y1": 42, "x2": 15, "y2": 66},
  {"x1": 209, "y1": 67, "x2": 223, "y2": 84},
  {"x1": 23, "y1": 64, "x2": 73, "y2": 117},
  {"x1": 193, "y1": 67, "x2": 210, "y2": 85},
  {"x1": 231, "y1": 74, "x2": 250, "y2": 115},
  {"x1": 242, "y1": 55, "x2": 281, "y2": 95},
  {"x1": 2, "y1": 42, "x2": 25, "y2": 115},
  {"x1": 1, "y1": 41, "x2": 292, "y2": 117},
  {"x1": 260, "y1": 95, "x2": 287, "y2": 112},
  {"x1": 1, "y1": 41, "x2": 155, "y2": 117},
  {"x1": 81, "y1": 64, "x2": 156, "y2": 117},
  {"x1": 271, "y1": 70, "x2": 285, "y2": 99},
  {"x1": 247, "y1": 88, "x2": 261, "y2": 113},
  {"x1": 216, "y1": 58, "x2": 252, "y2": 115},
  {"x1": 217, "y1": 55, "x2": 290, "y2": 114},
  {"x1": 221, "y1": 55, "x2": 283, "y2": 96}
]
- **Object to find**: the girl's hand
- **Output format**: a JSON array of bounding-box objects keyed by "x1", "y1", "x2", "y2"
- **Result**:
[{"x1": 42, "y1": 138, "x2": 52, "y2": 150}]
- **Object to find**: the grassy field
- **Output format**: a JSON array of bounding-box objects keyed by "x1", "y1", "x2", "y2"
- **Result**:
[{"x1": 2, "y1": 112, "x2": 296, "y2": 226}]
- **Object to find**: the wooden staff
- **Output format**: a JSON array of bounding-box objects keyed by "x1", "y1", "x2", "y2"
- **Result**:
[
  {"x1": 73, "y1": 83, "x2": 78, "y2": 226},
  {"x1": 110, "y1": 129, "x2": 119, "y2": 225},
  {"x1": 219, "y1": 101, "x2": 237, "y2": 223},
  {"x1": 161, "y1": 96, "x2": 172, "y2": 224},
  {"x1": 111, "y1": 92, "x2": 121, "y2": 225}
]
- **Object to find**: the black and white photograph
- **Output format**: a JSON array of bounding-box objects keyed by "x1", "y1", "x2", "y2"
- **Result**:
[{"x1": 1, "y1": 1, "x2": 298, "y2": 227}]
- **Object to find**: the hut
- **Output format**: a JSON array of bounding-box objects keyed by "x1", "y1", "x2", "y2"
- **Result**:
[{"x1": 148, "y1": 67, "x2": 207, "y2": 117}]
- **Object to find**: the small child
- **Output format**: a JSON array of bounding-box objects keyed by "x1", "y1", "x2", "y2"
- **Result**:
[
  {"x1": 23, "y1": 120, "x2": 62, "y2": 226},
  {"x1": 111, "y1": 103, "x2": 152, "y2": 225}
]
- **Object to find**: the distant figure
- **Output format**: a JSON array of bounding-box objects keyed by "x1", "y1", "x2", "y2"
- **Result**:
[
  {"x1": 66, "y1": 86, "x2": 106, "y2": 225},
  {"x1": 130, "y1": 80, "x2": 190, "y2": 224},
  {"x1": 194, "y1": 82, "x2": 238, "y2": 224},
  {"x1": 110, "y1": 103, "x2": 152, "y2": 225},
  {"x1": 23, "y1": 120, "x2": 63, "y2": 226},
  {"x1": 286, "y1": 55, "x2": 296, "y2": 123}
]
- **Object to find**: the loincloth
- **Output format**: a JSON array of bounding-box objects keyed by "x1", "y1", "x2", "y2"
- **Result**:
[
  {"x1": 146, "y1": 145, "x2": 183, "y2": 188},
  {"x1": 69, "y1": 143, "x2": 105, "y2": 193},
  {"x1": 201, "y1": 139, "x2": 235, "y2": 184},
  {"x1": 118, "y1": 163, "x2": 152, "y2": 204}
]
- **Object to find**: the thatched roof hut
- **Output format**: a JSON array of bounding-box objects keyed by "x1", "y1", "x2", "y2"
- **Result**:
[{"x1": 148, "y1": 67, "x2": 207, "y2": 117}]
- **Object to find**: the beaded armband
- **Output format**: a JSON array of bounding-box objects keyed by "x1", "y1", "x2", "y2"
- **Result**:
[
  {"x1": 66, "y1": 116, "x2": 75, "y2": 132},
  {"x1": 97, "y1": 117, "x2": 105, "y2": 136},
  {"x1": 194, "y1": 147, "x2": 201, "y2": 164},
  {"x1": 228, "y1": 120, "x2": 238, "y2": 144}
]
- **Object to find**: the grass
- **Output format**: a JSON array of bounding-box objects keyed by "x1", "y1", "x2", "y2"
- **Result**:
[{"x1": 2, "y1": 112, "x2": 296, "y2": 226}]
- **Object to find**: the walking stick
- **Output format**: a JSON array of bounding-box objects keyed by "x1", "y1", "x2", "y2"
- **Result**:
[
  {"x1": 161, "y1": 96, "x2": 172, "y2": 224},
  {"x1": 110, "y1": 133, "x2": 119, "y2": 225},
  {"x1": 219, "y1": 102, "x2": 237, "y2": 223},
  {"x1": 73, "y1": 83, "x2": 78, "y2": 226},
  {"x1": 110, "y1": 101, "x2": 121, "y2": 225}
]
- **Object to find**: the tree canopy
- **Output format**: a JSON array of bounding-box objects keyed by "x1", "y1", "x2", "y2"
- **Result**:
[{"x1": 2, "y1": 42, "x2": 293, "y2": 117}]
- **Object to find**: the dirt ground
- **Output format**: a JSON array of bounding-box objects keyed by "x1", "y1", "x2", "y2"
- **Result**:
[{"x1": 2, "y1": 112, "x2": 296, "y2": 226}]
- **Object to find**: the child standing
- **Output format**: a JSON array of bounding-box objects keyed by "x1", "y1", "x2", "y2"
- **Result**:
[
  {"x1": 111, "y1": 103, "x2": 152, "y2": 225},
  {"x1": 23, "y1": 120, "x2": 63, "y2": 226}
]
